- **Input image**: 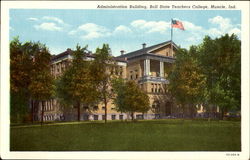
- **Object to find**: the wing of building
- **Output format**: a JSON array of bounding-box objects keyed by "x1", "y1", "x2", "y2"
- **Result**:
[{"x1": 32, "y1": 41, "x2": 213, "y2": 122}]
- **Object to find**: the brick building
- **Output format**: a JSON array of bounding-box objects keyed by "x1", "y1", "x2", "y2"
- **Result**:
[{"x1": 34, "y1": 41, "x2": 206, "y2": 121}]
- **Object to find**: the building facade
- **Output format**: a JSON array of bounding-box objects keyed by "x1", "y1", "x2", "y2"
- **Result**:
[{"x1": 34, "y1": 41, "x2": 206, "y2": 122}]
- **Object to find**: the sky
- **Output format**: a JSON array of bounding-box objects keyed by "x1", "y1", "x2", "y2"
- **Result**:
[{"x1": 9, "y1": 10, "x2": 241, "y2": 56}]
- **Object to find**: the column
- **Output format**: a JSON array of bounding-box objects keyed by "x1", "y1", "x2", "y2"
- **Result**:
[
  {"x1": 144, "y1": 59, "x2": 151, "y2": 76},
  {"x1": 144, "y1": 59, "x2": 147, "y2": 76},
  {"x1": 160, "y1": 61, "x2": 164, "y2": 77},
  {"x1": 147, "y1": 59, "x2": 150, "y2": 76}
]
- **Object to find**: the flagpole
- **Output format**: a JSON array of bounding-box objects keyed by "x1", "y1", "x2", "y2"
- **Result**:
[
  {"x1": 171, "y1": 19, "x2": 173, "y2": 57},
  {"x1": 171, "y1": 18, "x2": 173, "y2": 42}
]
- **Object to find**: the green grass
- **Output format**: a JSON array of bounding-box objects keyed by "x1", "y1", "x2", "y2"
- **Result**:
[{"x1": 10, "y1": 119, "x2": 241, "y2": 151}]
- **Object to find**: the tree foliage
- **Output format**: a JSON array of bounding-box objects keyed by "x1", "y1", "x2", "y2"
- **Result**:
[
  {"x1": 168, "y1": 34, "x2": 241, "y2": 118},
  {"x1": 198, "y1": 34, "x2": 241, "y2": 117},
  {"x1": 168, "y1": 46, "x2": 206, "y2": 117},
  {"x1": 10, "y1": 37, "x2": 54, "y2": 123},
  {"x1": 91, "y1": 44, "x2": 117, "y2": 123},
  {"x1": 112, "y1": 79, "x2": 150, "y2": 120},
  {"x1": 56, "y1": 45, "x2": 98, "y2": 121}
]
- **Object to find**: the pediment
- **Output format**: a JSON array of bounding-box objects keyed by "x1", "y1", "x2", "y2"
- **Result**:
[{"x1": 148, "y1": 42, "x2": 178, "y2": 57}]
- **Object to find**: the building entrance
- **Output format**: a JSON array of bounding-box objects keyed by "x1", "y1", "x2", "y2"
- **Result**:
[{"x1": 165, "y1": 102, "x2": 172, "y2": 116}]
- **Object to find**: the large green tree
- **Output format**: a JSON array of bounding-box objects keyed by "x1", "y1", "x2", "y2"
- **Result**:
[
  {"x1": 168, "y1": 34, "x2": 240, "y2": 119},
  {"x1": 198, "y1": 34, "x2": 241, "y2": 118},
  {"x1": 111, "y1": 78, "x2": 127, "y2": 114},
  {"x1": 10, "y1": 38, "x2": 54, "y2": 123},
  {"x1": 112, "y1": 79, "x2": 150, "y2": 121},
  {"x1": 28, "y1": 42, "x2": 55, "y2": 125},
  {"x1": 91, "y1": 44, "x2": 117, "y2": 123},
  {"x1": 168, "y1": 46, "x2": 206, "y2": 118},
  {"x1": 56, "y1": 45, "x2": 98, "y2": 121},
  {"x1": 10, "y1": 38, "x2": 32, "y2": 122}
]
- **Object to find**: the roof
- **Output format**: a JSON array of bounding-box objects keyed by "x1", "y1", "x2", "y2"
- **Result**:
[
  {"x1": 116, "y1": 40, "x2": 178, "y2": 59},
  {"x1": 51, "y1": 49, "x2": 73, "y2": 61},
  {"x1": 51, "y1": 48, "x2": 127, "y2": 63}
]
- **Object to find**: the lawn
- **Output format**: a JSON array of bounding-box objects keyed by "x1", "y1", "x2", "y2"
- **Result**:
[{"x1": 10, "y1": 119, "x2": 241, "y2": 151}]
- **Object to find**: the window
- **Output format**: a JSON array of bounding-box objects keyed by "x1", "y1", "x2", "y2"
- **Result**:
[
  {"x1": 102, "y1": 106, "x2": 105, "y2": 110},
  {"x1": 102, "y1": 115, "x2": 106, "y2": 120},
  {"x1": 136, "y1": 114, "x2": 144, "y2": 120},
  {"x1": 50, "y1": 100, "x2": 53, "y2": 111},
  {"x1": 112, "y1": 115, "x2": 116, "y2": 120},
  {"x1": 120, "y1": 71, "x2": 123, "y2": 75},
  {"x1": 135, "y1": 74, "x2": 138, "y2": 79},
  {"x1": 93, "y1": 106, "x2": 98, "y2": 110},
  {"x1": 94, "y1": 115, "x2": 98, "y2": 120},
  {"x1": 130, "y1": 75, "x2": 133, "y2": 80},
  {"x1": 119, "y1": 115, "x2": 123, "y2": 120}
]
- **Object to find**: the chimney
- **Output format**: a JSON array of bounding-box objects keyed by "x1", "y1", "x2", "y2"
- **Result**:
[
  {"x1": 120, "y1": 50, "x2": 125, "y2": 55},
  {"x1": 142, "y1": 43, "x2": 146, "y2": 49}
]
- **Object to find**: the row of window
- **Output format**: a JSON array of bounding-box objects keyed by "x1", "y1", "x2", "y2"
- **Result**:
[
  {"x1": 130, "y1": 70, "x2": 139, "y2": 80},
  {"x1": 110, "y1": 66, "x2": 123, "y2": 76},
  {"x1": 43, "y1": 99, "x2": 54, "y2": 111},
  {"x1": 44, "y1": 115, "x2": 54, "y2": 121},
  {"x1": 51, "y1": 61, "x2": 68, "y2": 76},
  {"x1": 151, "y1": 83, "x2": 167, "y2": 93},
  {"x1": 90, "y1": 114, "x2": 144, "y2": 120},
  {"x1": 90, "y1": 114, "x2": 123, "y2": 120}
]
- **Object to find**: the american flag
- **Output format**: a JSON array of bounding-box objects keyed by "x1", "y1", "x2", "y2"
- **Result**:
[{"x1": 171, "y1": 20, "x2": 185, "y2": 30}]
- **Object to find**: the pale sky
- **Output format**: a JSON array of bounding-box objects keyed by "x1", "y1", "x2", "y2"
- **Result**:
[{"x1": 10, "y1": 10, "x2": 241, "y2": 56}]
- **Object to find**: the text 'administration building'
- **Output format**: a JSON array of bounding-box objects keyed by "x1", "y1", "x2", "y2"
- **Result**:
[{"x1": 35, "y1": 41, "x2": 186, "y2": 121}]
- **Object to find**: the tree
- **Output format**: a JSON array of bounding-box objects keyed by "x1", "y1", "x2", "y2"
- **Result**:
[
  {"x1": 111, "y1": 78, "x2": 127, "y2": 114},
  {"x1": 10, "y1": 38, "x2": 32, "y2": 122},
  {"x1": 28, "y1": 42, "x2": 55, "y2": 125},
  {"x1": 91, "y1": 44, "x2": 117, "y2": 123},
  {"x1": 168, "y1": 46, "x2": 206, "y2": 118},
  {"x1": 10, "y1": 38, "x2": 54, "y2": 123},
  {"x1": 198, "y1": 34, "x2": 241, "y2": 119},
  {"x1": 56, "y1": 45, "x2": 98, "y2": 121},
  {"x1": 112, "y1": 79, "x2": 150, "y2": 121}
]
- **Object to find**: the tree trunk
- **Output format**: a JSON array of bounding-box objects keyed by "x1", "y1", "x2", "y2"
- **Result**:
[
  {"x1": 189, "y1": 104, "x2": 195, "y2": 119},
  {"x1": 31, "y1": 99, "x2": 34, "y2": 123},
  {"x1": 77, "y1": 102, "x2": 81, "y2": 121},
  {"x1": 41, "y1": 101, "x2": 44, "y2": 126},
  {"x1": 104, "y1": 101, "x2": 107, "y2": 123},
  {"x1": 131, "y1": 112, "x2": 134, "y2": 121},
  {"x1": 220, "y1": 107, "x2": 225, "y2": 120}
]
